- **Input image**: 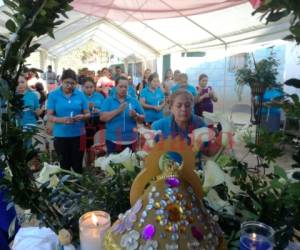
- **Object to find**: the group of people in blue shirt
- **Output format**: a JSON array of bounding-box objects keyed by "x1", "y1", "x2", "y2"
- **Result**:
[
  {"x1": 9, "y1": 67, "x2": 223, "y2": 176},
  {"x1": 43, "y1": 68, "x2": 220, "y2": 174}
]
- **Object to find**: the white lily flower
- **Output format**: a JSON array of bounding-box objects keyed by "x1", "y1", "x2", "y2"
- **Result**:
[
  {"x1": 205, "y1": 189, "x2": 235, "y2": 216},
  {"x1": 203, "y1": 111, "x2": 234, "y2": 147},
  {"x1": 203, "y1": 160, "x2": 225, "y2": 192},
  {"x1": 94, "y1": 156, "x2": 108, "y2": 169},
  {"x1": 36, "y1": 162, "x2": 61, "y2": 185},
  {"x1": 109, "y1": 148, "x2": 134, "y2": 171},
  {"x1": 95, "y1": 148, "x2": 136, "y2": 173},
  {"x1": 203, "y1": 161, "x2": 241, "y2": 195},
  {"x1": 137, "y1": 127, "x2": 161, "y2": 148}
]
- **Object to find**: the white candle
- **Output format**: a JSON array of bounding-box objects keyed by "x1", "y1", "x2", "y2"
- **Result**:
[{"x1": 79, "y1": 211, "x2": 111, "y2": 250}]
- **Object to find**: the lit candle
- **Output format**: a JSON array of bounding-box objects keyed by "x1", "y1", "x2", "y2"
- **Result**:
[
  {"x1": 240, "y1": 222, "x2": 274, "y2": 250},
  {"x1": 79, "y1": 211, "x2": 111, "y2": 250}
]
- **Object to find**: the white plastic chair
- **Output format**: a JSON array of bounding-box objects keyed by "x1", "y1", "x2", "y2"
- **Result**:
[{"x1": 229, "y1": 104, "x2": 252, "y2": 127}]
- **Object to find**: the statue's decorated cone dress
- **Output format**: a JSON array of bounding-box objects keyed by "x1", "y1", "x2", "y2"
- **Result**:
[{"x1": 104, "y1": 137, "x2": 226, "y2": 250}]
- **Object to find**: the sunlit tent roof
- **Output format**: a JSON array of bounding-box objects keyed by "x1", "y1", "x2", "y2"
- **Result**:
[{"x1": 0, "y1": 0, "x2": 291, "y2": 60}]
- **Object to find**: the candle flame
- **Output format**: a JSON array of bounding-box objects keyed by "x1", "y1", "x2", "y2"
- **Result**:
[
  {"x1": 252, "y1": 233, "x2": 257, "y2": 240},
  {"x1": 91, "y1": 213, "x2": 99, "y2": 226}
]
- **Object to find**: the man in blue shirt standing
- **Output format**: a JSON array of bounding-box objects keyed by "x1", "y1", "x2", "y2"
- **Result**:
[{"x1": 101, "y1": 76, "x2": 144, "y2": 154}]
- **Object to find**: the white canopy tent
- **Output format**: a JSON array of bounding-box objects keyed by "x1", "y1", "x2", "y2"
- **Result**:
[
  {"x1": 0, "y1": 0, "x2": 293, "y2": 112},
  {"x1": 0, "y1": 1, "x2": 291, "y2": 66}
]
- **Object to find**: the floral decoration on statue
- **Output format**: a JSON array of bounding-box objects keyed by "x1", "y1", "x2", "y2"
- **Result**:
[
  {"x1": 112, "y1": 199, "x2": 143, "y2": 234},
  {"x1": 139, "y1": 240, "x2": 158, "y2": 250},
  {"x1": 165, "y1": 243, "x2": 179, "y2": 250},
  {"x1": 120, "y1": 230, "x2": 140, "y2": 250}
]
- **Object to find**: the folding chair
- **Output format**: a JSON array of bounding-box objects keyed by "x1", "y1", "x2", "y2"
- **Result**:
[{"x1": 229, "y1": 104, "x2": 252, "y2": 127}]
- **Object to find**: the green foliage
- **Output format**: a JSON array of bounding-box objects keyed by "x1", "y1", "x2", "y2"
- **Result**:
[
  {"x1": 244, "y1": 129, "x2": 285, "y2": 164},
  {"x1": 235, "y1": 49, "x2": 279, "y2": 99},
  {"x1": 211, "y1": 158, "x2": 300, "y2": 249},
  {"x1": 269, "y1": 78, "x2": 300, "y2": 169},
  {"x1": 254, "y1": 0, "x2": 300, "y2": 44},
  {"x1": 36, "y1": 164, "x2": 139, "y2": 244},
  {"x1": 0, "y1": 0, "x2": 73, "y2": 241}
]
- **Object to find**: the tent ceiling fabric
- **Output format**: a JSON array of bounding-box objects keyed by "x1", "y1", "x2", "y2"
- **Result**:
[
  {"x1": 0, "y1": 1, "x2": 290, "y2": 60},
  {"x1": 71, "y1": 0, "x2": 248, "y2": 21}
]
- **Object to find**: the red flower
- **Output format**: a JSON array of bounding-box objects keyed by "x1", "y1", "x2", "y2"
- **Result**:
[{"x1": 249, "y1": 0, "x2": 263, "y2": 8}]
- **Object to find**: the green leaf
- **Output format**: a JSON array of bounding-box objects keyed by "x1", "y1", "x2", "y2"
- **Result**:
[
  {"x1": 53, "y1": 20, "x2": 64, "y2": 26},
  {"x1": 240, "y1": 209, "x2": 259, "y2": 220},
  {"x1": 274, "y1": 165, "x2": 288, "y2": 180},
  {"x1": 288, "y1": 182, "x2": 300, "y2": 197},
  {"x1": 283, "y1": 34, "x2": 295, "y2": 41},
  {"x1": 285, "y1": 78, "x2": 300, "y2": 89},
  {"x1": 28, "y1": 43, "x2": 40, "y2": 53},
  {"x1": 45, "y1": 0, "x2": 60, "y2": 9},
  {"x1": 2, "y1": 10, "x2": 13, "y2": 18},
  {"x1": 266, "y1": 10, "x2": 289, "y2": 22},
  {"x1": 64, "y1": 5, "x2": 73, "y2": 11},
  {"x1": 3, "y1": 0, "x2": 18, "y2": 10},
  {"x1": 291, "y1": 24, "x2": 300, "y2": 39},
  {"x1": 5, "y1": 19, "x2": 16, "y2": 32},
  {"x1": 48, "y1": 30, "x2": 55, "y2": 39},
  {"x1": 271, "y1": 179, "x2": 284, "y2": 189}
]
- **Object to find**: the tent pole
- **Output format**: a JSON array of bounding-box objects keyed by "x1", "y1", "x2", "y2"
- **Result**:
[{"x1": 223, "y1": 44, "x2": 228, "y2": 113}]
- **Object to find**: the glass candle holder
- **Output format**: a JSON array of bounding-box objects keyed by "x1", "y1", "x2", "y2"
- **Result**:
[
  {"x1": 79, "y1": 211, "x2": 111, "y2": 250},
  {"x1": 240, "y1": 221, "x2": 274, "y2": 250}
]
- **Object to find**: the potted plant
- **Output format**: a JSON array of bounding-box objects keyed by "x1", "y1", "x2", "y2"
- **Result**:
[{"x1": 235, "y1": 50, "x2": 279, "y2": 99}]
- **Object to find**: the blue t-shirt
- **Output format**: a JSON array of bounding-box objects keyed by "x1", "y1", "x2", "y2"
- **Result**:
[
  {"x1": 140, "y1": 87, "x2": 165, "y2": 123},
  {"x1": 84, "y1": 92, "x2": 105, "y2": 118},
  {"x1": 101, "y1": 95, "x2": 144, "y2": 142},
  {"x1": 109, "y1": 85, "x2": 137, "y2": 99},
  {"x1": 152, "y1": 114, "x2": 206, "y2": 141},
  {"x1": 47, "y1": 87, "x2": 89, "y2": 137},
  {"x1": 261, "y1": 88, "x2": 283, "y2": 115},
  {"x1": 170, "y1": 84, "x2": 197, "y2": 96},
  {"x1": 21, "y1": 90, "x2": 39, "y2": 126}
]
